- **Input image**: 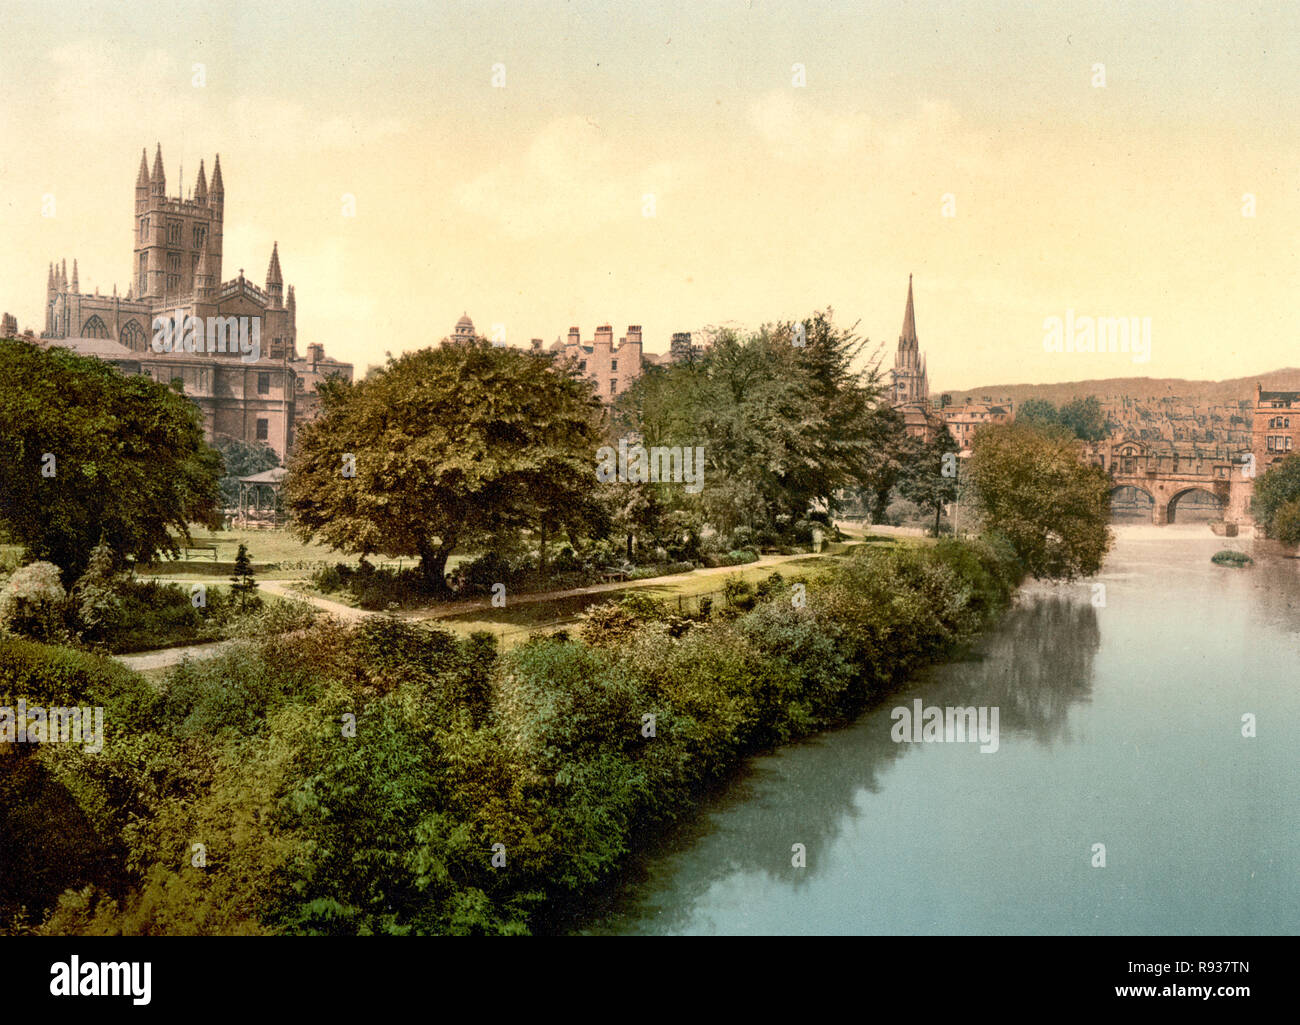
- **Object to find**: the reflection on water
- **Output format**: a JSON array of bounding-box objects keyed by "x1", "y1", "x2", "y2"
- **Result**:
[{"x1": 583, "y1": 528, "x2": 1300, "y2": 935}]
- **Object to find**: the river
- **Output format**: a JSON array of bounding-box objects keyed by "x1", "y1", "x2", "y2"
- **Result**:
[{"x1": 583, "y1": 525, "x2": 1299, "y2": 934}]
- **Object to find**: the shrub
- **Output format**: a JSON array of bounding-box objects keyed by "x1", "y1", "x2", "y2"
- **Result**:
[
  {"x1": 0, "y1": 562, "x2": 69, "y2": 642},
  {"x1": 1273, "y1": 498, "x2": 1300, "y2": 547},
  {"x1": 1210, "y1": 549, "x2": 1252, "y2": 567},
  {"x1": 71, "y1": 544, "x2": 125, "y2": 643}
]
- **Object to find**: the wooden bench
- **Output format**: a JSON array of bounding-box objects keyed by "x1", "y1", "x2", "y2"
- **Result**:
[
  {"x1": 599, "y1": 568, "x2": 629, "y2": 583},
  {"x1": 184, "y1": 543, "x2": 220, "y2": 561}
]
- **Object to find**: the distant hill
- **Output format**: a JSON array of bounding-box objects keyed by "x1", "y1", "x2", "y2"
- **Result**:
[{"x1": 941, "y1": 368, "x2": 1300, "y2": 409}]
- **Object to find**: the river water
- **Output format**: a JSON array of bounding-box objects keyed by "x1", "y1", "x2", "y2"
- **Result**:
[{"x1": 585, "y1": 526, "x2": 1299, "y2": 934}]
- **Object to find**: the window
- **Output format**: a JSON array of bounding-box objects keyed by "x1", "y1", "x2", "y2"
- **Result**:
[
  {"x1": 610, "y1": 359, "x2": 618, "y2": 372},
  {"x1": 610, "y1": 379, "x2": 617, "y2": 394},
  {"x1": 578, "y1": 361, "x2": 586, "y2": 372},
  {"x1": 258, "y1": 373, "x2": 270, "y2": 395},
  {"x1": 255, "y1": 419, "x2": 269, "y2": 441},
  {"x1": 138, "y1": 253, "x2": 147, "y2": 294},
  {"x1": 165, "y1": 274, "x2": 180, "y2": 291},
  {"x1": 139, "y1": 216, "x2": 149, "y2": 240},
  {"x1": 1289, "y1": 438, "x2": 1295, "y2": 451},
  {"x1": 167, "y1": 220, "x2": 183, "y2": 245},
  {"x1": 193, "y1": 225, "x2": 206, "y2": 249}
]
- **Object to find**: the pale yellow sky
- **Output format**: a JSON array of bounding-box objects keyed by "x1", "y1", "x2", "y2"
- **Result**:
[{"x1": 1, "y1": 0, "x2": 1297, "y2": 389}]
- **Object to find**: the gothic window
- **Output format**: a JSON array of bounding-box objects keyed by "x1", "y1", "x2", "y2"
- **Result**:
[
  {"x1": 167, "y1": 253, "x2": 181, "y2": 272},
  {"x1": 192, "y1": 254, "x2": 199, "y2": 277},
  {"x1": 138, "y1": 253, "x2": 148, "y2": 294},
  {"x1": 193, "y1": 225, "x2": 206, "y2": 249},
  {"x1": 81, "y1": 315, "x2": 109, "y2": 339},
  {"x1": 139, "y1": 216, "x2": 149, "y2": 241},
  {"x1": 167, "y1": 220, "x2": 182, "y2": 245},
  {"x1": 166, "y1": 275, "x2": 180, "y2": 292},
  {"x1": 120, "y1": 320, "x2": 147, "y2": 351}
]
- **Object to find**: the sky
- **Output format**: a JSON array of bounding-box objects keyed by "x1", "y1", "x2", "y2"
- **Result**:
[{"x1": 1, "y1": 0, "x2": 1297, "y2": 390}]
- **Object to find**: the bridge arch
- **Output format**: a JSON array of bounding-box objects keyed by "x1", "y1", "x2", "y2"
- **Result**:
[
  {"x1": 1166, "y1": 486, "x2": 1226, "y2": 524},
  {"x1": 1109, "y1": 483, "x2": 1155, "y2": 521}
]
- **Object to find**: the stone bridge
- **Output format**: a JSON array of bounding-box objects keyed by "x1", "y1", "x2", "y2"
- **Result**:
[{"x1": 1090, "y1": 440, "x2": 1255, "y2": 525}]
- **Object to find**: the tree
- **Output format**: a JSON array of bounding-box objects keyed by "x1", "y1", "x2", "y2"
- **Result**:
[
  {"x1": 1016, "y1": 398, "x2": 1060, "y2": 430},
  {"x1": 0, "y1": 339, "x2": 222, "y2": 579},
  {"x1": 611, "y1": 311, "x2": 897, "y2": 535},
  {"x1": 968, "y1": 421, "x2": 1113, "y2": 579},
  {"x1": 1250, "y1": 453, "x2": 1300, "y2": 539},
  {"x1": 1058, "y1": 396, "x2": 1109, "y2": 441},
  {"x1": 230, "y1": 543, "x2": 260, "y2": 610},
  {"x1": 213, "y1": 438, "x2": 280, "y2": 509},
  {"x1": 284, "y1": 340, "x2": 604, "y2": 595},
  {"x1": 898, "y1": 427, "x2": 961, "y2": 536}
]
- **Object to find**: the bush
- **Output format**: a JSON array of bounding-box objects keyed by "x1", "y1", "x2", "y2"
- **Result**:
[
  {"x1": 1211, "y1": 549, "x2": 1252, "y2": 567},
  {"x1": 0, "y1": 562, "x2": 69, "y2": 642},
  {"x1": 1273, "y1": 498, "x2": 1300, "y2": 547}
]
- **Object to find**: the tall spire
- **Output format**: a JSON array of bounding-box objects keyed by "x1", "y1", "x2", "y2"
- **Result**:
[
  {"x1": 900, "y1": 273, "x2": 917, "y2": 345},
  {"x1": 71, "y1": 259, "x2": 79, "y2": 293},
  {"x1": 266, "y1": 242, "x2": 283, "y2": 307},
  {"x1": 61, "y1": 259, "x2": 67, "y2": 290},
  {"x1": 47, "y1": 262, "x2": 54, "y2": 290},
  {"x1": 210, "y1": 153, "x2": 223, "y2": 196},
  {"x1": 194, "y1": 158, "x2": 208, "y2": 204},
  {"x1": 151, "y1": 143, "x2": 166, "y2": 195},
  {"x1": 136, "y1": 148, "x2": 150, "y2": 186}
]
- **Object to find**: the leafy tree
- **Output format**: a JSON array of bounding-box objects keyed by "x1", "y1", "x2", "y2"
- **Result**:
[
  {"x1": 1058, "y1": 396, "x2": 1109, "y2": 441},
  {"x1": 611, "y1": 311, "x2": 897, "y2": 535},
  {"x1": 1251, "y1": 453, "x2": 1300, "y2": 539},
  {"x1": 968, "y1": 421, "x2": 1113, "y2": 579},
  {"x1": 213, "y1": 437, "x2": 280, "y2": 509},
  {"x1": 285, "y1": 340, "x2": 604, "y2": 594},
  {"x1": 898, "y1": 426, "x2": 961, "y2": 536},
  {"x1": 230, "y1": 543, "x2": 260, "y2": 610},
  {"x1": 1016, "y1": 398, "x2": 1060, "y2": 430},
  {"x1": 1272, "y1": 498, "x2": 1300, "y2": 547},
  {"x1": 0, "y1": 339, "x2": 222, "y2": 579}
]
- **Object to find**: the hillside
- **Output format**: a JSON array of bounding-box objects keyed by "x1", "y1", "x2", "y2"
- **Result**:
[{"x1": 942, "y1": 368, "x2": 1300, "y2": 409}]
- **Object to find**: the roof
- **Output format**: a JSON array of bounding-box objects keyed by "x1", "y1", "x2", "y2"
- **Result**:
[{"x1": 239, "y1": 467, "x2": 288, "y2": 484}]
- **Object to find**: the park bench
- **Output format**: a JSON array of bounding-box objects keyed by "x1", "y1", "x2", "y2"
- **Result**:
[{"x1": 184, "y1": 542, "x2": 220, "y2": 561}]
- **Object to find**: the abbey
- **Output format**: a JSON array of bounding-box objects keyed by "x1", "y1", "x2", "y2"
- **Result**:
[{"x1": 37, "y1": 144, "x2": 352, "y2": 459}]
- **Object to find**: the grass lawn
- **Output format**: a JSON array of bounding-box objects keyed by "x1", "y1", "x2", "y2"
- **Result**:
[{"x1": 430, "y1": 537, "x2": 906, "y2": 647}]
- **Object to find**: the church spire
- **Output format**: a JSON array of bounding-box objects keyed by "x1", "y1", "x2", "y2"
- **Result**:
[
  {"x1": 195, "y1": 158, "x2": 208, "y2": 204},
  {"x1": 266, "y1": 241, "x2": 283, "y2": 307},
  {"x1": 900, "y1": 273, "x2": 917, "y2": 346},
  {"x1": 71, "y1": 259, "x2": 79, "y2": 293},
  {"x1": 137, "y1": 148, "x2": 150, "y2": 186}
]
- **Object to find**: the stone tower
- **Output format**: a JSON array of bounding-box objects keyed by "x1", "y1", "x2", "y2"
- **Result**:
[
  {"x1": 891, "y1": 275, "x2": 929, "y2": 406},
  {"x1": 133, "y1": 143, "x2": 223, "y2": 302}
]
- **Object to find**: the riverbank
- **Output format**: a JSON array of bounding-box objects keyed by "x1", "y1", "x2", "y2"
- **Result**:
[{"x1": 6, "y1": 534, "x2": 1026, "y2": 935}]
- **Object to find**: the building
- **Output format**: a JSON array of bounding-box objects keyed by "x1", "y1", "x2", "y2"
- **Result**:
[
  {"x1": 37, "y1": 144, "x2": 352, "y2": 459},
  {"x1": 941, "y1": 399, "x2": 1014, "y2": 454},
  {"x1": 889, "y1": 276, "x2": 945, "y2": 442},
  {"x1": 1252, "y1": 384, "x2": 1300, "y2": 472}
]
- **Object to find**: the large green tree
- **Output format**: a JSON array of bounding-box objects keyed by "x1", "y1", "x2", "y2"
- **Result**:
[
  {"x1": 611, "y1": 311, "x2": 897, "y2": 535},
  {"x1": 898, "y1": 426, "x2": 961, "y2": 536},
  {"x1": 968, "y1": 421, "x2": 1113, "y2": 579},
  {"x1": 284, "y1": 339, "x2": 604, "y2": 593},
  {"x1": 0, "y1": 339, "x2": 222, "y2": 579},
  {"x1": 1251, "y1": 453, "x2": 1300, "y2": 541}
]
